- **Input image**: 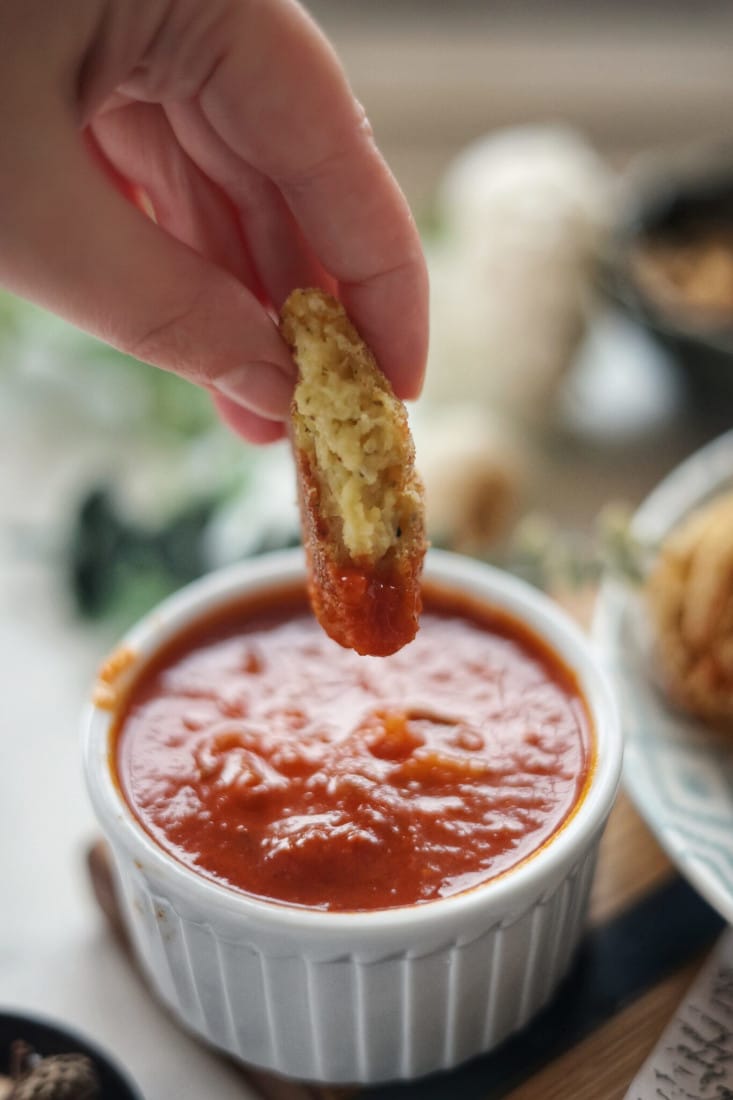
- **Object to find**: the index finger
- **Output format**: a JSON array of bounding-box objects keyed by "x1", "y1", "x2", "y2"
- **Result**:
[{"x1": 199, "y1": 0, "x2": 428, "y2": 399}]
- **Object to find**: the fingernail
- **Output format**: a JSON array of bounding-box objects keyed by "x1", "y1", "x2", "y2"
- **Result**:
[{"x1": 214, "y1": 363, "x2": 294, "y2": 421}]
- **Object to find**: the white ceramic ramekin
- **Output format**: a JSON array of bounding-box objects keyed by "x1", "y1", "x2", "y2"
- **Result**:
[{"x1": 83, "y1": 549, "x2": 621, "y2": 1085}]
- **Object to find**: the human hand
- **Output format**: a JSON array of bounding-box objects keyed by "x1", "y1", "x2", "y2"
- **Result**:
[{"x1": 0, "y1": 0, "x2": 428, "y2": 442}]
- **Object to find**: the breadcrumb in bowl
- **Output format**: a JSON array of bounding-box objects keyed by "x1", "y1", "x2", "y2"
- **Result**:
[{"x1": 281, "y1": 289, "x2": 426, "y2": 657}]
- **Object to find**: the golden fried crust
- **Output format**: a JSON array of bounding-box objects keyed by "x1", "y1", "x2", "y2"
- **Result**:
[
  {"x1": 646, "y1": 491, "x2": 733, "y2": 727},
  {"x1": 281, "y1": 288, "x2": 426, "y2": 657}
]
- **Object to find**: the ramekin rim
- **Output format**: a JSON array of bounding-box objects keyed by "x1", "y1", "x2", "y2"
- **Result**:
[{"x1": 82, "y1": 547, "x2": 622, "y2": 933}]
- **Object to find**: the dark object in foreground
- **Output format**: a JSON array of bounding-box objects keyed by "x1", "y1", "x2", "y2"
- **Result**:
[
  {"x1": 0, "y1": 1015, "x2": 140, "y2": 1100},
  {"x1": 1, "y1": 1042, "x2": 98, "y2": 1100}
]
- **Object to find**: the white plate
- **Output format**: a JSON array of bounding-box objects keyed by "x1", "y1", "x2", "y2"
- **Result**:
[{"x1": 594, "y1": 429, "x2": 733, "y2": 923}]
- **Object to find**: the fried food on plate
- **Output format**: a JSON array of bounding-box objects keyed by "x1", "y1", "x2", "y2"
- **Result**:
[
  {"x1": 646, "y1": 490, "x2": 733, "y2": 726},
  {"x1": 280, "y1": 289, "x2": 426, "y2": 657}
]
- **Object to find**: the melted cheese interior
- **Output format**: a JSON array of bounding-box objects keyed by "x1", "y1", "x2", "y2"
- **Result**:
[{"x1": 291, "y1": 306, "x2": 420, "y2": 562}]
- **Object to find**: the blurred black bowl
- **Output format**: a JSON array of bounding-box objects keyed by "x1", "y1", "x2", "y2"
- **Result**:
[
  {"x1": 0, "y1": 1011, "x2": 142, "y2": 1099},
  {"x1": 605, "y1": 151, "x2": 733, "y2": 411}
]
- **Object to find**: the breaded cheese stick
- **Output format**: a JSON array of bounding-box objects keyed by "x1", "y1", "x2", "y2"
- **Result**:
[{"x1": 281, "y1": 289, "x2": 426, "y2": 656}]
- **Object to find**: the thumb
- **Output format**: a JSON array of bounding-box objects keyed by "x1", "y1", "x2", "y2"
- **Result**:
[{"x1": 0, "y1": 123, "x2": 295, "y2": 423}]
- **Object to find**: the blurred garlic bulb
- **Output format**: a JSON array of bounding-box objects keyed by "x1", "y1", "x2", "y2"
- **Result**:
[
  {"x1": 423, "y1": 126, "x2": 613, "y2": 421},
  {"x1": 646, "y1": 491, "x2": 733, "y2": 726},
  {"x1": 413, "y1": 404, "x2": 525, "y2": 553}
]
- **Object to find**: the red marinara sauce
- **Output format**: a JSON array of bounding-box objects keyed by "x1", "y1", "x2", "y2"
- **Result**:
[{"x1": 113, "y1": 584, "x2": 594, "y2": 912}]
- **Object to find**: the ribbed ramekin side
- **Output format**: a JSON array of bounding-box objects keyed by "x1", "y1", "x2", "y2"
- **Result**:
[
  {"x1": 107, "y1": 836, "x2": 601, "y2": 1084},
  {"x1": 444, "y1": 839, "x2": 599, "y2": 1072}
]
